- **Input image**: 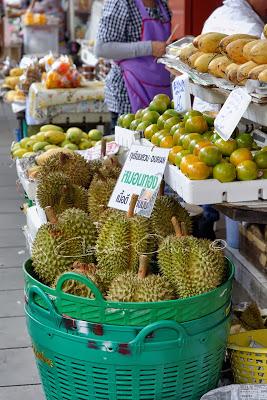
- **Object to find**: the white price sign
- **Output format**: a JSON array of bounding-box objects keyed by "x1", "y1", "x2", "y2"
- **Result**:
[
  {"x1": 172, "y1": 73, "x2": 191, "y2": 113},
  {"x1": 77, "y1": 141, "x2": 119, "y2": 161},
  {"x1": 108, "y1": 145, "x2": 169, "y2": 217},
  {"x1": 214, "y1": 88, "x2": 251, "y2": 140}
]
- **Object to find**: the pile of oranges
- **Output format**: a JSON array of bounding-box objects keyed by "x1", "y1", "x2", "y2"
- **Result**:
[{"x1": 117, "y1": 94, "x2": 267, "y2": 182}]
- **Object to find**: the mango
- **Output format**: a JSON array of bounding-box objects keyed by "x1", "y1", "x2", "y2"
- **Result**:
[
  {"x1": 40, "y1": 124, "x2": 63, "y2": 132},
  {"x1": 44, "y1": 131, "x2": 66, "y2": 144}
]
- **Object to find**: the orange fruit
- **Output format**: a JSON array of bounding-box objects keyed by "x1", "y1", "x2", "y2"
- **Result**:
[
  {"x1": 168, "y1": 146, "x2": 183, "y2": 164},
  {"x1": 144, "y1": 124, "x2": 159, "y2": 140},
  {"x1": 193, "y1": 140, "x2": 212, "y2": 156},
  {"x1": 254, "y1": 151, "x2": 267, "y2": 169},
  {"x1": 199, "y1": 146, "x2": 222, "y2": 167},
  {"x1": 236, "y1": 132, "x2": 253, "y2": 149},
  {"x1": 213, "y1": 162, "x2": 236, "y2": 182},
  {"x1": 186, "y1": 161, "x2": 211, "y2": 180},
  {"x1": 188, "y1": 136, "x2": 206, "y2": 153},
  {"x1": 236, "y1": 160, "x2": 258, "y2": 181},
  {"x1": 229, "y1": 148, "x2": 253, "y2": 166},
  {"x1": 151, "y1": 131, "x2": 162, "y2": 146},
  {"x1": 157, "y1": 114, "x2": 171, "y2": 129},
  {"x1": 173, "y1": 127, "x2": 186, "y2": 145},
  {"x1": 164, "y1": 117, "x2": 181, "y2": 132},
  {"x1": 185, "y1": 116, "x2": 208, "y2": 134},
  {"x1": 183, "y1": 110, "x2": 202, "y2": 122},
  {"x1": 160, "y1": 135, "x2": 174, "y2": 148},
  {"x1": 180, "y1": 154, "x2": 199, "y2": 175},
  {"x1": 182, "y1": 133, "x2": 202, "y2": 150},
  {"x1": 175, "y1": 150, "x2": 190, "y2": 167},
  {"x1": 215, "y1": 138, "x2": 237, "y2": 156},
  {"x1": 170, "y1": 123, "x2": 182, "y2": 136}
]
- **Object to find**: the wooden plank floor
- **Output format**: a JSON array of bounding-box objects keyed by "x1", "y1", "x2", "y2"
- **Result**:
[{"x1": 0, "y1": 102, "x2": 44, "y2": 399}]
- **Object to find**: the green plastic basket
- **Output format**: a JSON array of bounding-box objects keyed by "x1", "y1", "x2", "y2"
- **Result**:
[
  {"x1": 25, "y1": 286, "x2": 231, "y2": 342},
  {"x1": 24, "y1": 258, "x2": 234, "y2": 326},
  {"x1": 26, "y1": 286, "x2": 231, "y2": 400}
]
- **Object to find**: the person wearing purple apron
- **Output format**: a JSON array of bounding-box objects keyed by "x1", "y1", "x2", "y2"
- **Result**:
[{"x1": 95, "y1": 0, "x2": 172, "y2": 130}]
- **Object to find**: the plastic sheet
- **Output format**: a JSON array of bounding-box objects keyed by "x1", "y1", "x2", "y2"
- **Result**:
[{"x1": 201, "y1": 384, "x2": 267, "y2": 400}]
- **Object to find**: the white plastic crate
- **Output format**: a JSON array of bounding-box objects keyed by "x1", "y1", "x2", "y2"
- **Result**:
[{"x1": 114, "y1": 135, "x2": 267, "y2": 205}]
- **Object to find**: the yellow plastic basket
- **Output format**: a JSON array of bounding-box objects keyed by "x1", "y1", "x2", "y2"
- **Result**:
[{"x1": 228, "y1": 329, "x2": 267, "y2": 384}]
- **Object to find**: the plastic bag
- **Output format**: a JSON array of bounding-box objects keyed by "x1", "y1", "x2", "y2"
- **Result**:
[{"x1": 201, "y1": 384, "x2": 267, "y2": 400}]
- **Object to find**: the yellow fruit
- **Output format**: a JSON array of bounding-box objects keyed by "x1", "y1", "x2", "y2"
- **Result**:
[
  {"x1": 19, "y1": 137, "x2": 32, "y2": 148},
  {"x1": 215, "y1": 138, "x2": 237, "y2": 156},
  {"x1": 237, "y1": 61, "x2": 258, "y2": 82},
  {"x1": 44, "y1": 131, "x2": 66, "y2": 144},
  {"x1": 225, "y1": 39, "x2": 255, "y2": 64},
  {"x1": 182, "y1": 133, "x2": 202, "y2": 150},
  {"x1": 12, "y1": 148, "x2": 28, "y2": 158},
  {"x1": 34, "y1": 132, "x2": 46, "y2": 142},
  {"x1": 258, "y1": 69, "x2": 267, "y2": 83},
  {"x1": 219, "y1": 34, "x2": 259, "y2": 55},
  {"x1": 40, "y1": 124, "x2": 63, "y2": 132},
  {"x1": 208, "y1": 56, "x2": 232, "y2": 78},
  {"x1": 248, "y1": 40, "x2": 267, "y2": 64},
  {"x1": 225, "y1": 63, "x2": 239, "y2": 84},
  {"x1": 230, "y1": 148, "x2": 253, "y2": 166},
  {"x1": 194, "y1": 53, "x2": 219, "y2": 73},
  {"x1": 193, "y1": 140, "x2": 212, "y2": 156},
  {"x1": 168, "y1": 146, "x2": 183, "y2": 164},
  {"x1": 188, "y1": 51, "x2": 204, "y2": 67},
  {"x1": 248, "y1": 64, "x2": 267, "y2": 80},
  {"x1": 196, "y1": 32, "x2": 227, "y2": 53},
  {"x1": 243, "y1": 40, "x2": 261, "y2": 61},
  {"x1": 179, "y1": 44, "x2": 198, "y2": 63},
  {"x1": 160, "y1": 136, "x2": 174, "y2": 148},
  {"x1": 193, "y1": 33, "x2": 211, "y2": 48},
  {"x1": 22, "y1": 152, "x2": 35, "y2": 158},
  {"x1": 25, "y1": 140, "x2": 36, "y2": 152}
]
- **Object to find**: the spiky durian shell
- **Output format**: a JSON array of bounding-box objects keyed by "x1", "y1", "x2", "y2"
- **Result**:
[
  {"x1": 55, "y1": 263, "x2": 106, "y2": 298},
  {"x1": 32, "y1": 209, "x2": 97, "y2": 285},
  {"x1": 39, "y1": 152, "x2": 92, "y2": 188},
  {"x1": 151, "y1": 196, "x2": 192, "y2": 243},
  {"x1": 106, "y1": 272, "x2": 137, "y2": 302},
  {"x1": 134, "y1": 275, "x2": 175, "y2": 302},
  {"x1": 57, "y1": 208, "x2": 97, "y2": 263},
  {"x1": 158, "y1": 236, "x2": 226, "y2": 298},
  {"x1": 37, "y1": 172, "x2": 88, "y2": 215},
  {"x1": 88, "y1": 176, "x2": 117, "y2": 223},
  {"x1": 31, "y1": 224, "x2": 79, "y2": 285},
  {"x1": 96, "y1": 211, "x2": 151, "y2": 280},
  {"x1": 107, "y1": 273, "x2": 175, "y2": 302}
]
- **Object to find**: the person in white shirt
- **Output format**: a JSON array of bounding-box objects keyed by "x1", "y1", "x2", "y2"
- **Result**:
[{"x1": 202, "y1": 0, "x2": 266, "y2": 36}]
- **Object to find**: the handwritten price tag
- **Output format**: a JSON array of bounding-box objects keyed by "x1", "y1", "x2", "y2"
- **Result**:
[
  {"x1": 172, "y1": 73, "x2": 191, "y2": 113},
  {"x1": 108, "y1": 145, "x2": 169, "y2": 217},
  {"x1": 214, "y1": 88, "x2": 251, "y2": 141}
]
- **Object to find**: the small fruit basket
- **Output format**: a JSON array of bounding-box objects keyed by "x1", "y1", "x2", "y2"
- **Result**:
[
  {"x1": 228, "y1": 329, "x2": 267, "y2": 384},
  {"x1": 24, "y1": 257, "x2": 234, "y2": 326},
  {"x1": 26, "y1": 285, "x2": 231, "y2": 400}
]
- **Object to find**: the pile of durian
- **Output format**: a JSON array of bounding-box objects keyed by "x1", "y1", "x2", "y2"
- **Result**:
[
  {"x1": 30, "y1": 151, "x2": 228, "y2": 302},
  {"x1": 178, "y1": 28, "x2": 267, "y2": 85}
]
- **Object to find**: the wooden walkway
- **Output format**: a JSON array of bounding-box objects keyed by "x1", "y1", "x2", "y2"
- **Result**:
[{"x1": 0, "y1": 103, "x2": 44, "y2": 399}]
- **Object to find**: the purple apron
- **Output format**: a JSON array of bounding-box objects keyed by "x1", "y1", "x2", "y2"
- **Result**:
[{"x1": 119, "y1": 0, "x2": 171, "y2": 113}]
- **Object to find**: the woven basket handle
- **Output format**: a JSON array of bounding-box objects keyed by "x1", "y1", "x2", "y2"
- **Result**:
[
  {"x1": 129, "y1": 320, "x2": 187, "y2": 352},
  {"x1": 27, "y1": 285, "x2": 59, "y2": 323},
  {"x1": 55, "y1": 272, "x2": 105, "y2": 302}
]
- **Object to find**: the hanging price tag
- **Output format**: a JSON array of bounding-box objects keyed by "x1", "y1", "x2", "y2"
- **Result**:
[
  {"x1": 172, "y1": 73, "x2": 191, "y2": 113},
  {"x1": 214, "y1": 88, "x2": 251, "y2": 141},
  {"x1": 108, "y1": 145, "x2": 169, "y2": 217}
]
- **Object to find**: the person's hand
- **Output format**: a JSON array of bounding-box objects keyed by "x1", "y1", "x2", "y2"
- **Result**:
[{"x1": 152, "y1": 41, "x2": 167, "y2": 58}]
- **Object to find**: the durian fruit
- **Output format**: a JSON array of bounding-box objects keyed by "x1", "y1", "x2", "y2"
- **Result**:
[
  {"x1": 37, "y1": 172, "x2": 88, "y2": 215},
  {"x1": 32, "y1": 208, "x2": 97, "y2": 285},
  {"x1": 150, "y1": 196, "x2": 192, "y2": 244},
  {"x1": 55, "y1": 262, "x2": 107, "y2": 298},
  {"x1": 87, "y1": 166, "x2": 121, "y2": 223},
  {"x1": 239, "y1": 303, "x2": 264, "y2": 331},
  {"x1": 39, "y1": 152, "x2": 92, "y2": 188},
  {"x1": 96, "y1": 210, "x2": 151, "y2": 281},
  {"x1": 107, "y1": 256, "x2": 175, "y2": 302},
  {"x1": 158, "y1": 235, "x2": 226, "y2": 298}
]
